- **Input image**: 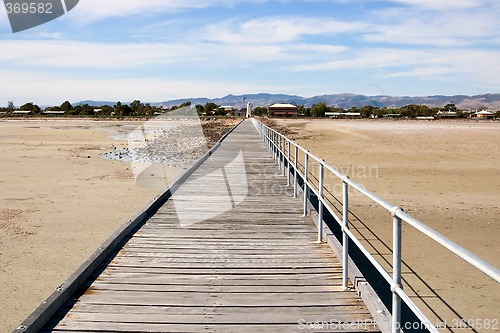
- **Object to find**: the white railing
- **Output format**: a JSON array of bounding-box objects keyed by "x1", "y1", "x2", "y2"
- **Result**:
[{"x1": 253, "y1": 119, "x2": 500, "y2": 333}]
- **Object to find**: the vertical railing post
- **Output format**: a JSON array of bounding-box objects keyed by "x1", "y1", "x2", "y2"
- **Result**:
[
  {"x1": 277, "y1": 135, "x2": 281, "y2": 169},
  {"x1": 273, "y1": 132, "x2": 277, "y2": 163},
  {"x1": 392, "y1": 207, "x2": 403, "y2": 333},
  {"x1": 287, "y1": 141, "x2": 291, "y2": 186},
  {"x1": 293, "y1": 145, "x2": 298, "y2": 198},
  {"x1": 342, "y1": 177, "x2": 350, "y2": 289},
  {"x1": 281, "y1": 136, "x2": 285, "y2": 176},
  {"x1": 317, "y1": 163, "x2": 324, "y2": 243},
  {"x1": 303, "y1": 153, "x2": 309, "y2": 216},
  {"x1": 266, "y1": 127, "x2": 269, "y2": 150},
  {"x1": 268, "y1": 128, "x2": 272, "y2": 152}
]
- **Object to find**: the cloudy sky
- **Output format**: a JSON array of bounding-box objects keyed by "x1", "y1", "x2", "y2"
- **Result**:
[{"x1": 0, "y1": 0, "x2": 499, "y2": 105}]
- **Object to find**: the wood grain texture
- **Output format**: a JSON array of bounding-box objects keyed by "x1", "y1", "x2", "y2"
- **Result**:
[{"x1": 43, "y1": 120, "x2": 380, "y2": 332}]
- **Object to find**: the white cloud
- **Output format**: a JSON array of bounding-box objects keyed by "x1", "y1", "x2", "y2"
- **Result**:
[
  {"x1": 390, "y1": 0, "x2": 484, "y2": 10},
  {"x1": 288, "y1": 48, "x2": 432, "y2": 71},
  {"x1": 204, "y1": 17, "x2": 366, "y2": 44},
  {"x1": 288, "y1": 47, "x2": 500, "y2": 90},
  {"x1": 364, "y1": 3, "x2": 500, "y2": 47},
  {"x1": 70, "y1": 0, "x2": 267, "y2": 23},
  {"x1": 0, "y1": 40, "x2": 206, "y2": 68}
]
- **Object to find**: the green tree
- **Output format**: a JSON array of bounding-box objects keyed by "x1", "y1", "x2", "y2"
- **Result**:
[
  {"x1": 143, "y1": 103, "x2": 154, "y2": 116},
  {"x1": 297, "y1": 105, "x2": 306, "y2": 116},
  {"x1": 7, "y1": 100, "x2": 15, "y2": 111},
  {"x1": 195, "y1": 104, "x2": 204, "y2": 115},
  {"x1": 360, "y1": 105, "x2": 375, "y2": 118},
  {"x1": 130, "y1": 100, "x2": 143, "y2": 114},
  {"x1": 310, "y1": 102, "x2": 328, "y2": 117},
  {"x1": 20, "y1": 102, "x2": 34, "y2": 111},
  {"x1": 115, "y1": 104, "x2": 133, "y2": 116},
  {"x1": 441, "y1": 103, "x2": 458, "y2": 112},
  {"x1": 76, "y1": 103, "x2": 94, "y2": 115},
  {"x1": 100, "y1": 105, "x2": 114, "y2": 116},
  {"x1": 20, "y1": 102, "x2": 41, "y2": 114},
  {"x1": 204, "y1": 102, "x2": 219, "y2": 115},
  {"x1": 60, "y1": 101, "x2": 73, "y2": 112}
]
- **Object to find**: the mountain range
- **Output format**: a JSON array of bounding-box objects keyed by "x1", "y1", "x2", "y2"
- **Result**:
[{"x1": 79, "y1": 93, "x2": 500, "y2": 110}]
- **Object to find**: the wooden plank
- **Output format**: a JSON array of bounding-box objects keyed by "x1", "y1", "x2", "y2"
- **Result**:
[
  {"x1": 58, "y1": 304, "x2": 372, "y2": 316},
  {"x1": 72, "y1": 291, "x2": 365, "y2": 307},
  {"x1": 87, "y1": 282, "x2": 347, "y2": 293},
  {"x1": 93, "y1": 276, "x2": 344, "y2": 286},
  {"x1": 49, "y1": 312, "x2": 376, "y2": 325},
  {"x1": 33, "y1": 121, "x2": 381, "y2": 333},
  {"x1": 45, "y1": 322, "x2": 380, "y2": 333}
]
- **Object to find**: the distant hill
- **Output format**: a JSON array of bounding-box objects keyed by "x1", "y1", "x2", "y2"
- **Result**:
[{"x1": 77, "y1": 93, "x2": 500, "y2": 110}]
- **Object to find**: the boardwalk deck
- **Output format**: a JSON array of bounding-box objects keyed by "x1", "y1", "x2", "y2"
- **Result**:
[{"x1": 41, "y1": 120, "x2": 380, "y2": 333}]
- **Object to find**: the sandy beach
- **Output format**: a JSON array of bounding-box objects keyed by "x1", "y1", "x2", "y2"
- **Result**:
[
  {"x1": 1, "y1": 118, "x2": 497, "y2": 332},
  {"x1": 0, "y1": 118, "x2": 237, "y2": 332},
  {"x1": 275, "y1": 118, "x2": 499, "y2": 329}
]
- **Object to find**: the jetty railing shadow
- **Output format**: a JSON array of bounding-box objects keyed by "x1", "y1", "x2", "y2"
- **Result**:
[{"x1": 253, "y1": 119, "x2": 500, "y2": 333}]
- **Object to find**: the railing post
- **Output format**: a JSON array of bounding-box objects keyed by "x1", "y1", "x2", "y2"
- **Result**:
[
  {"x1": 293, "y1": 145, "x2": 298, "y2": 198},
  {"x1": 266, "y1": 127, "x2": 269, "y2": 150},
  {"x1": 303, "y1": 153, "x2": 309, "y2": 216},
  {"x1": 281, "y1": 137, "x2": 285, "y2": 176},
  {"x1": 273, "y1": 132, "x2": 277, "y2": 163},
  {"x1": 392, "y1": 207, "x2": 403, "y2": 333},
  {"x1": 287, "y1": 140, "x2": 291, "y2": 186},
  {"x1": 342, "y1": 177, "x2": 350, "y2": 289},
  {"x1": 317, "y1": 163, "x2": 324, "y2": 243}
]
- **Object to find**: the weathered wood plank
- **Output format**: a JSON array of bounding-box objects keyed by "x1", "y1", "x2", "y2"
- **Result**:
[
  {"x1": 37, "y1": 120, "x2": 381, "y2": 333},
  {"x1": 58, "y1": 304, "x2": 372, "y2": 316},
  {"x1": 49, "y1": 312, "x2": 376, "y2": 325},
  {"x1": 87, "y1": 282, "x2": 346, "y2": 293},
  {"x1": 94, "y1": 276, "x2": 344, "y2": 286},
  {"x1": 45, "y1": 322, "x2": 380, "y2": 333}
]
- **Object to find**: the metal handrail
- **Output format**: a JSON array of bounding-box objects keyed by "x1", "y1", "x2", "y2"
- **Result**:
[{"x1": 252, "y1": 119, "x2": 499, "y2": 333}]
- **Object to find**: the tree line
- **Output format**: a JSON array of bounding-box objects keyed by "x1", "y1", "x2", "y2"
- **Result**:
[
  {"x1": 281, "y1": 102, "x2": 483, "y2": 118},
  {"x1": 0, "y1": 100, "x2": 243, "y2": 117},
  {"x1": 2, "y1": 100, "x2": 498, "y2": 119}
]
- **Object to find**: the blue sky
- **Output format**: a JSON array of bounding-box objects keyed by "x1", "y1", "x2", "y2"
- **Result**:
[{"x1": 0, "y1": 0, "x2": 499, "y2": 106}]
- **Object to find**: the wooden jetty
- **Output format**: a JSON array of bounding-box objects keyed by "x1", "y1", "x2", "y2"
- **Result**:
[{"x1": 17, "y1": 120, "x2": 382, "y2": 333}]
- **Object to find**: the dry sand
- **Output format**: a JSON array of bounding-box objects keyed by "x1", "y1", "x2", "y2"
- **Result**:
[
  {"x1": 0, "y1": 120, "x2": 173, "y2": 332},
  {"x1": 276, "y1": 118, "x2": 499, "y2": 330},
  {"x1": 1, "y1": 118, "x2": 497, "y2": 332}
]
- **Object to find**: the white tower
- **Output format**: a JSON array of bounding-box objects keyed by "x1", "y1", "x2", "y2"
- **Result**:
[{"x1": 246, "y1": 102, "x2": 252, "y2": 118}]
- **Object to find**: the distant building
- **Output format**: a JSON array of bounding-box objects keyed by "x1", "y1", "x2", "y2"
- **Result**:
[
  {"x1": 436, "y1": 111, "x2": 457, "y2": 119},
  {"x1": 471, "y1": 110, "x2": 494, "y2": 119},
  {"x1": 268, "y1": 103, "x2": 298, "y2": 117},
  {"x1": 42, "y1": 110, "x2": 66, "y2": 115},
  {"x1": 325, "y1": 112, "x2": 362, "y2": 119},
  {"x1": 12, "y1": 110, "x2": 33, "y2": 115},
  {"x1": 220, "y1": 105, "x2": 235, "y2": 116}
]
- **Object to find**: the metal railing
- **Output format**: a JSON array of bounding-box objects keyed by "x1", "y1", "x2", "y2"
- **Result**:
[{"x1": 253, "y1": 119, "x2": 500, "y2": 333}]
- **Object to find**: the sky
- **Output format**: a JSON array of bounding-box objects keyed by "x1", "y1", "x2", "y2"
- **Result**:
[{"x1": 0, "y1": 0, "x2": 499, "y2": 106}]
